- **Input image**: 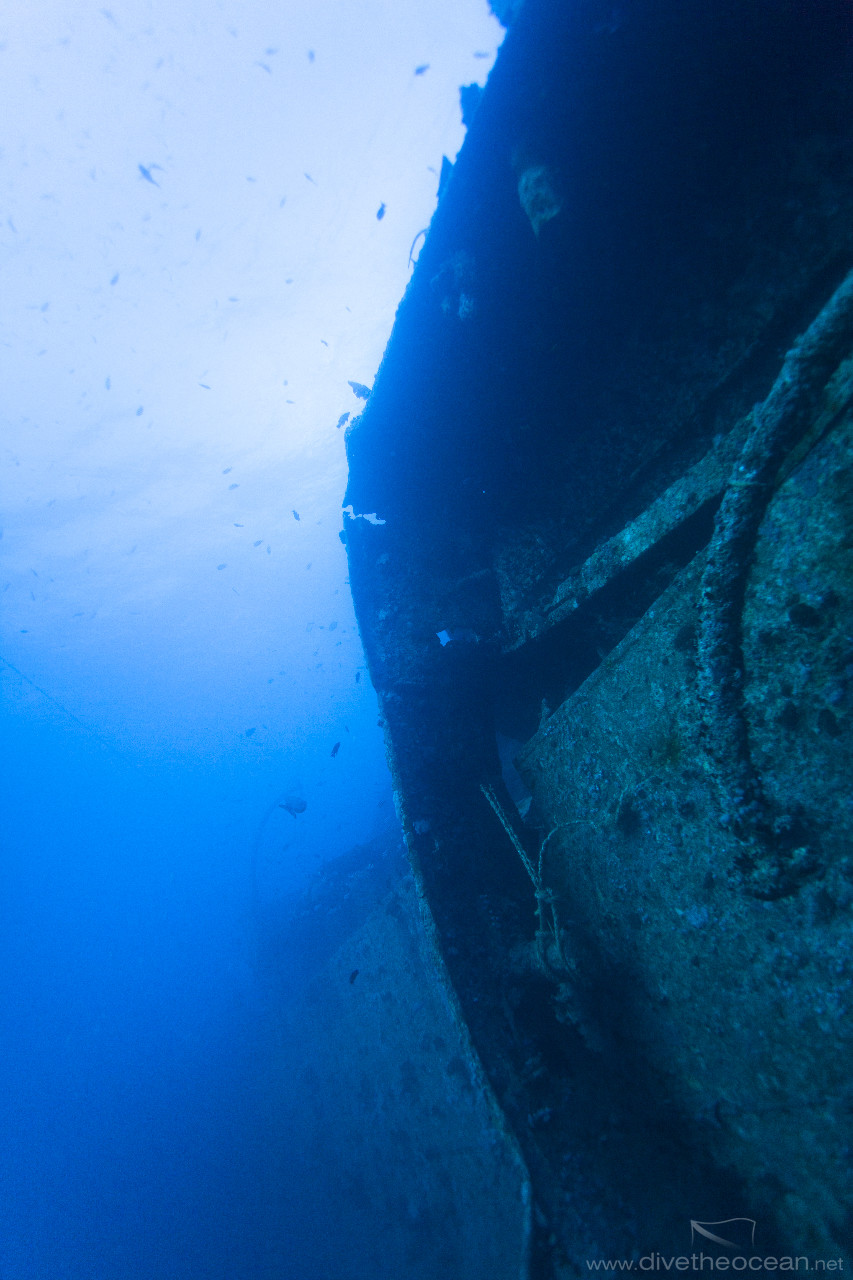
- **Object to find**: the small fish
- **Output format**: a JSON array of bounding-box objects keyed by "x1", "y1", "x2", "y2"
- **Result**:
[
  {"x1": 348, "y1": 380, "x2": 371, "y2": 400},
  {"x1": 349, "y1": 969, "x2": 359, "y2": 984},
  {"x1": 199, "y1": 382, "x2": 211, "y2": 389},
  {"x1": 228, "y1": 483, "x2": 239, "y2": 490},
  {"x1": 233, "y1": 523, "x2": 244, "y2": 527},
  {"x1": 320, "y1": 339, "x2": 328, "y2": 347},
  {"x1": 292, "y1": 509, "x2": 300, "y2": 521},
  {"x1": 105, "y1": 377, "x2": 111, "y2": 390},
  {"x1": 255, "y1": 61, "x2": 272, "y2": 73},
  {"x1": 110, "y1": 273, "x2": 119, "y2": 285},
  {"x1": 304, "y1": 172, "x2": 317, "y2": 185},
  {"x1": 330, "y1": 741, "x2": 340, "y2": 758},
  {"x1": 223, "y1": 467, "x2": 232, "y2": 474},
  {"x1": 253, "y1": 540, "x2": 263, "y2": 547},
  {"x1": 138, "y1": 164, "x2": 160, "y2": 187},
  {"x1": 355, "y1": 671, "x2": 361, "y2": 683},
  {"x1": 245, "y1": 727, "x2": 256, "y2": 737},
  {"x1": 414, "y1": 63, "x2": 429, "y2": 75},
  {"x1": 336, "y1": 412, "x2": 350, "y2": 429},
  {"x1": 376, "y1": 202, "x2": 386, "y2": 220},
  {"x1": 217, "y1": 563, "x2": 227, "y2": 570},
  {"x1": 279, "y1": 795, "x2": 307, "y2": 818},
  {"x1": 135, "y1": 406, "x2": 143, "y2": 416}
]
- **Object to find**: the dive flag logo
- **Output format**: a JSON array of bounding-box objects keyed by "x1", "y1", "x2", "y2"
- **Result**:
[{"x1": 690, "y1": 1219, "x2": 757, "y2": 1250}]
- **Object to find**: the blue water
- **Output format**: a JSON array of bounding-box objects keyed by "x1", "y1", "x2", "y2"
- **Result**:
[
  {"x1": 1, "y1": 709, "x2": 311, "y2": 1277},
  {"x1": 0, "y1": 3, "x2": 505, "y2": 1272},
  {"x1": 1, "y1": 678, "x2": 415, "y2": 1279}
]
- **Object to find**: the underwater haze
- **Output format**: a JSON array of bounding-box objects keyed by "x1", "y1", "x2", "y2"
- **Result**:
[{"x1": 0, "y1": 3, "x2": 502, "y2": 1276}]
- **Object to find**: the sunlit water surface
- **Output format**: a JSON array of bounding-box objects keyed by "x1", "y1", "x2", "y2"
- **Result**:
[{"x1": 0, "y1": 3, "x2": 502, "y2": 1275}]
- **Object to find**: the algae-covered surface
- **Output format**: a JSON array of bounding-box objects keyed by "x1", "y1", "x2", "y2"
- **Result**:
[
  {"x1": 343, "y1": 0, "x2": 853, "y2": 1270},
  {"x1": 260, "y1": 831, "x2": 531, "y2": 1279},
  {"x1": 517, "y1": 395, "x2": 853, "y2": 1260}
]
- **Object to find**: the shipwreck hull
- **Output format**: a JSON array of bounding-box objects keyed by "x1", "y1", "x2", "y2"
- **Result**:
[{"x1": 344, "y1": 0, "x2": 853, "y2": 1270}]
